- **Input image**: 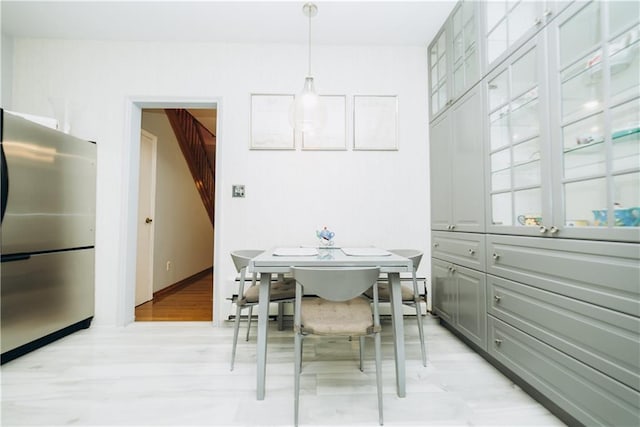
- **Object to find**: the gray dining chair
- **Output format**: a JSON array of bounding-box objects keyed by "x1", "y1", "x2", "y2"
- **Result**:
[
  {"x1": 365, "y1": 249, "x2": 427, "y2": 366},
  {"x1": 291, "y1": 267, "x2": 383, "y2": 426},
  {"x1": 229, "y1": 250, "x2": 295, "y2": 371}
]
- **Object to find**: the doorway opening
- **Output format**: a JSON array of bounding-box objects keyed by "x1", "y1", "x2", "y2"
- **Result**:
[{"x1": 121, "y1": 99, "x2": 220, "y2": 326}]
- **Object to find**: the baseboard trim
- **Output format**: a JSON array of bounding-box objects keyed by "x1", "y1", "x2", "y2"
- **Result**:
[{"x1": 153, "y1": 267, "x2": 213, "y2": 301}]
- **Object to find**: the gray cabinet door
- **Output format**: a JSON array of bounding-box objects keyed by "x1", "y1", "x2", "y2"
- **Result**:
[
  {"x1": 430, "y1": 112, "x2": 453, "y2": 231},
  {"x1": 431, "y1": 258, "x2": 456, "y2": 324},
  {"x1": 451, "y1": 84, "x2": 485, "y2": 233},
  {"x1": 454, "y1": 264, "x2": 487, "y2": 350}
]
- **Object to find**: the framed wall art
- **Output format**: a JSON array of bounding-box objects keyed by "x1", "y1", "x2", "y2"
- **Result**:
[
  {"x1": 353, "y1": 95, "x2": 398, "y2": 150},
  {"x1": 301, "y1": 95, "x2": 347, "y2": 150},
  {"x1": 250, "y1": 94, "x2": 295, "y2": 150}
]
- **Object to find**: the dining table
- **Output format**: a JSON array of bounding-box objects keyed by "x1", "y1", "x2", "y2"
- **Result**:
[{"x1": 249, "y1": 246, "x2": 413, "y2": 400}]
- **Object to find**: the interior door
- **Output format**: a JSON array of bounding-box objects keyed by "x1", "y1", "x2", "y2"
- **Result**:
[{"x1": 135, "y1": 130, "x2": 157, "y2": 306}]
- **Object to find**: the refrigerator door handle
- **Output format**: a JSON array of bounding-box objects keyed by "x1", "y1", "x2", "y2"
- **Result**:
[{"x1": 1, "y1": 136, "x2": 8, "y2": 224}]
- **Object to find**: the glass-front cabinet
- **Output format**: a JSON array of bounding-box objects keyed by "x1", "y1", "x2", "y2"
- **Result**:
[
  {"x1": 429, "y1": 0, "x2": 481, "y2": 120},
  {"x1": 484, "y1": 0, "x2": 571, "y2": 72},
  {"x1": 485, "y1": 33, "x2": 551, "y2": 236},
  {"x1": 549, "y1": 0, "x2": 640, "y2": 242}
]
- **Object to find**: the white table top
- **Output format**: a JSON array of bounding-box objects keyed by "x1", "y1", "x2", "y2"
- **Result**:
[{"x1": 250, "y1": 247, "x2": 413, "y2": 273}]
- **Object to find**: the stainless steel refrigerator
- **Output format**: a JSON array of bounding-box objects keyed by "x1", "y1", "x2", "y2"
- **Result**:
[{"x1": 1, "y1": 109, "x2": 96, "y2": 363}]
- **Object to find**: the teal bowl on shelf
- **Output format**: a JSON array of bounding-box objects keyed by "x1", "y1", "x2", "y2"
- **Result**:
[{"x1": 592, "y1": 207, "x2": 640, "y2": 227}]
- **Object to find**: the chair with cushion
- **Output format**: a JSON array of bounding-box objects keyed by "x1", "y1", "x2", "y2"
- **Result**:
[
  {"x1": 230, "y1": 250, "x2": 295, "y2": 371},
  {"x1": 291, "y1": 267, "x2": 383, "y2": 426},
  {"x1": 365, "y1": 249, "x2": 427, "y2": 366}
]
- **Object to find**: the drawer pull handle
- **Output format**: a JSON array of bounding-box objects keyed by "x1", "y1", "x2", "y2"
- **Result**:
[
  {"x1": 492, "y1": 253, "x2": 500, "y2": 261},
  {"x1": 495, "y1": 339, "x2": 503, "y2": 346},
  {"x1": 494, "y1": 295, "x2": 501, "y2": 303},
  {"x1": 434, "y1": 242, "x2": 439, "y2": 248},
  {"x1": 543, "y1": 9, "x2": 552, "y2": 17},
  {"x1": 539, "y1": 226, "x2": 548, "y2": 233},
  {"x1": 447, "y1": 224, "x2": 456, "y2": 231},
  {"x1": 549, "y1": 226, "x2": 559, "y2": 234},
  {"x1": 468, "y1": 249, "x2": 475, "y2": 256},
  {"x1": 448, "y1": 266, "x2": 456, "y2": 273},
  {"x1": 534, "y1": 17, "x2": 542, "y2": 26}
]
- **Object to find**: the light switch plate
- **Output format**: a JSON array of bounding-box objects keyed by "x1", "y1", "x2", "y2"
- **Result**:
[{"x1": 232, "y1": 185, "x2": 245, "y2": 198}]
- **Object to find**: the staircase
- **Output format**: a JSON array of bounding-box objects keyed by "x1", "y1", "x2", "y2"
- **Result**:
[{"x1": 165, "y1": 109, "x2": 215, "y2": 226}]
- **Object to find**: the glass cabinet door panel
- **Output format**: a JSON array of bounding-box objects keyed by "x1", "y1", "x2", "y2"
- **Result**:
[
  {"x1": 563, "y1": 112, "x2": 605, "y2": 150},
  {"x1": 431, "y1": 63, "x2": 439, "y2": 90},
  {"x1": 559, "y1": 1, "x2": 601, "y2": 69},
  {"x1": 438, "y1": 83, "x2": 448, "y2": 111},
  {"x1": 490, "y1": 108, "x2": 511, "y2": 150},
  {"x1": 611, "y1": 99, "x2": 640, "y2": 172},
  {"x1": 513, "y1": 161, "x2": 541, "y2": 188},
  {"x1": 564, "y1": 178, "x2": 607, "y2": 226},
  {"x1": 513, "y1": 138, "x2": 541, "y2": 187},
  {"x1": 488, "y1": 20, "x2": 508, "y2": 64},
  {"x1": 454, "y1": 65, "x2": 464, "y2": 94},
  {"x1": 613, "y1": 172, "x2": 640, "y2": 227},
  {"x1": 465, "y1": 48, "x2": 479, "y2": 84},
  {"x1": 561, "y1": 56, "x2": 604, "y2": 122},
  {"x1": 492, "y1": 193, "x2": 512, "y2": 225},
  {"x1": 514, "y1": 188, "x2": 542, "y2": 226},
  {"x1": 609, "y1": 26, "x2": 640, "y2": 105},
  {"x1": 510, "y1": 97, "x2": 540, "y2": 143},
  {"x1": 489, "y1": 71, "x2": 509, "y2": 110},
  {"x1": 508, "y1": 1, "x2": 538, "y2": 47},
  {"x1": 486, "y1": 1, "x2": 506, "y2": 32},
  {"x1": 491, "y1": 148, "x2": 511, "y2": 191},
  {"x1": 609, "y1": 1, "x2": 640, "y2": 37},
  {"x1": 563, "y1": 115, "x2": 606, "y2": 180},
  {"x1": 511, "y1": 48, "x2": 537, "y2": 96}
]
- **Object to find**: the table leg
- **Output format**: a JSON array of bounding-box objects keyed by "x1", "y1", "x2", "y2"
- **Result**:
[
  {"x1": 256, "y1": 273, "x2": 271, "y2": 400},
  {"x1": 388, "y1": 272, "x2": 406, "y2": 397}
]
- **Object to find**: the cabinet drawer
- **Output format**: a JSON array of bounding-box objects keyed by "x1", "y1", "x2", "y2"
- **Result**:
[
  {"x1": 488, "y1": 317, "x2": 640, "y2": 427},
  {"x1": 432, "y1": 231, "x2": 485, "y2": 271},
  {"x1": 486, "y1": 235, "x2": 640, "y2": 316},
  {"x1": 488, "y1": 275, "x2": 640, "y2": 391}
]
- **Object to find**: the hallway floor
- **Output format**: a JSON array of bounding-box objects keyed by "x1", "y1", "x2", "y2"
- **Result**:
[{"x1": 0, "y1": 315, "x2": 566, "y2": 426}]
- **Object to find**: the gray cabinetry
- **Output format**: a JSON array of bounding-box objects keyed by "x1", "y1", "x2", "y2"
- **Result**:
[
  {"x1": 488, "y1": 317, "x2": 640, "y2": 427},
  {"x1": 486, "y1": 234, "x2": 640, "y2": 316},
  {"x1": 432, "y1": 231, "x2": 485, "y2": 271},
  {"x1": 430, "y1": 84, "x2": 485, "y2": 233},
  {"x1": 429, "y1": 1, "x2": 640, "y2": 425},
  {"x1": 429, "y1": 0, "x2": 481, "y2": 120},
  {"x1": 487, "y1": 274, "x2": 640, "y2": 391},
  {"x1": 431, "y1": 257, "x2": 487, "y2": 350}
]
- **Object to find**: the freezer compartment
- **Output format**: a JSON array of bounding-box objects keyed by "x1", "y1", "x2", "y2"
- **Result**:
[
  {"x1": 1, "y1": 111, "x2": 96, "y2": 254},
  {"x1": 1, "y1": 248, "x2": 95, "y2": 358}
]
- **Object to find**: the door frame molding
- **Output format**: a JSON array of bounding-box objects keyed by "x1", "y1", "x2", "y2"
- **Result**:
[{"x1": 121, "y1": 97, "x2": 221, "y2": 326}]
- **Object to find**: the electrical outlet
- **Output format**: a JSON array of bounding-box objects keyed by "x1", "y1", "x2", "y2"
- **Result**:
[
  {"x1": 232, "y1": 184, "x2": 245, "y2": 198},
  {"x1": 166, "y1": 261, "x2": 171, "y2": 271}
]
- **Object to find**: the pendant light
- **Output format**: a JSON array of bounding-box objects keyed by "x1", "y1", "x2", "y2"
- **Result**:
[{"x1": 290, "y1": 2, "x2": 326, "y2": 133}]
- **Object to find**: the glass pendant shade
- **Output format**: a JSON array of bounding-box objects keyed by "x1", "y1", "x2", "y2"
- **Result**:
[{"x1": 290, "y1": 76, "x2": 326, "y2": 133}]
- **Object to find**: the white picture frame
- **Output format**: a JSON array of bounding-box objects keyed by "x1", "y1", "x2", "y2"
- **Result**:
[
  {"x1": 250, "y1": 94, "x2": 295, "y2": 150},
  {"x1": 301, "y1": 95, "x2": 347, "y2": 150},
  {"x1": 353, "y1": 95, "x2": 398, "y2": 150}
]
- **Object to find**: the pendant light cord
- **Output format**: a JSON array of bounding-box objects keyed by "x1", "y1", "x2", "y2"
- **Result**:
[{"x1": 307, "y1": 7, "x2": 312, "y2": 76}]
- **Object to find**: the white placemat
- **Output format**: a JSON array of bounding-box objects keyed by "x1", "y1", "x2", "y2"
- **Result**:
[
  {"x1": 341, "y1": 247, "x2": 391, "y2": 257},
  {"x1": 273, "y1": 247, "x2": 319, "y2": 256}
]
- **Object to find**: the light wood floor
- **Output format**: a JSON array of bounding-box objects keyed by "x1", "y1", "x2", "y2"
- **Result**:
[
  {"x1": 0, "y1": 316, "x2": 567, "y2": 426},
  {"x1": 134, "y1": 269, "x2": 213, "y2": 321}
]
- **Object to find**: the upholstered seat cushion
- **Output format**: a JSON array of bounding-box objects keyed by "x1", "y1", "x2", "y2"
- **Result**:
[
  {"x1": 299, "y1": 296, "x2": 379, "y2": 336},
  {"x1": 364, "y1": 283, "x2": 415, "y2": 302},
  {"x1": 239, "y1": 278, "x2": 296, "y2": 305}
]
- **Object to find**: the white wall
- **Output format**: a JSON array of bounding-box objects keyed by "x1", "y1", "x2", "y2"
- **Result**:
[
  {"x1": 10, "y1": 38, "x2": 431, "y2": 326},
  {"x1": 1, "y1": 33, "x2": 14, "y2": 107},
  {"x1": 141, "y1": 110, "x2": 214, "y2": 293}
]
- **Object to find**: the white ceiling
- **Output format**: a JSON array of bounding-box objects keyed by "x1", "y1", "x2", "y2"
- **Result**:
[{"x1": 1, "y1": 0, "x2": 456, "y2": 46}]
